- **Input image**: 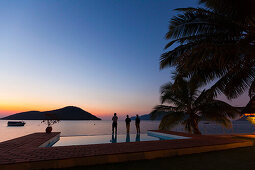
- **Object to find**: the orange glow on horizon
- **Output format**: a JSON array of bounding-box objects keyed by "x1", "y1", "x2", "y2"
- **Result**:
[{"x1": 0, "y1": 103, "x2": 151, "y2": 119}]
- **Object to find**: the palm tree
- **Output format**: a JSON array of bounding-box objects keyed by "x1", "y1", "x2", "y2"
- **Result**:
[
  {"x1": 151, "y1": 77, "x2": 239, "y2": 134},
  {"x1": 160, "y1": 0, "x2": 255, "y2": 99}
]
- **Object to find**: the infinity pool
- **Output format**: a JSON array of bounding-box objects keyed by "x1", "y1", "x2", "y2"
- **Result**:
[{"x1": 53, "y1": 131, "x2": 190, "y2": 146}]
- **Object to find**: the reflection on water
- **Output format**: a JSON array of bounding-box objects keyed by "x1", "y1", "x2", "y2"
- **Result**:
[
  {"x1": 54, "y1": 133, "x2": 160, "y2": 146},
  {"x1": 0, "y1": 120, "x2": 254, "y2": 143},
  {"x1": 136, "y1": 133, "x2": 140, "y2": 142},
  {"x1": 0, "y1": 120, "x2": 160, "y2": 142},
  {"x1": 111, "y1": 133, "x2": 138, "y2": 143},
  {"x1": 111, "y1": 133, "x2": 117, "y2": 143},
  {"x1": 126, "y1": 133, "x2": 130, "y2": 142}
]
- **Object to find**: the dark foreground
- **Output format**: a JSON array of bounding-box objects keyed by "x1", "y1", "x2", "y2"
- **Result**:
[{"x1": 59, "y1": 145, "x2": 255, "y2": 170}]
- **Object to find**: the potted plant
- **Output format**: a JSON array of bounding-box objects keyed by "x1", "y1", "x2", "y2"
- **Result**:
[{"x1": 42, "y1": 113, "x2": 60, "y2": 133}]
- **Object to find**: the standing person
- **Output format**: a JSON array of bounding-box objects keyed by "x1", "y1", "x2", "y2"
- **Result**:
[
  {"x1": 135, "y1": 114, "x2": 140, "y2": 134},
  {"x1": 112, "y1": 113, "x2": 118, "y2": 134},
  {"x1": 125, "y1": 115, "x2": 131, "y2": 133}
]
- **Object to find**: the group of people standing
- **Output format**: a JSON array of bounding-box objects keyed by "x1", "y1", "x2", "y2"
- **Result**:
[{"x1": 112, "y1": 113, "x2": 140, "y2": 134}]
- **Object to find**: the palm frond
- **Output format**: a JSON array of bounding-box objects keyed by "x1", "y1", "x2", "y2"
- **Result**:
[
  {"x1": 223, "y1": 64, "x2": 255, "y2": 99},
  {"x1": 207, "y1": 115, "x2": 232, "y2": 129},
  {"x1": 249, "y1": 80, "x2": 255, "y2": 98},
  {"x1": 160, "y1": 42, "x2": 194, "y2": 69},
  {"x1": 159, "y1": 112, "x2": 186, "y2": 130},
  {"x1": 175, "y1": 7, "x2": 214, "y2": 14},
  {"x1": 150, "y1": 105, "x2": 177, "y2": 120},
  {"x1": 199, "y1": 0, "x2": 254, "y2": 21},
  {"x1": 166, "y1": 7, "x2": 242, "y2": 40},
  {"x1": 160, "y1": 81, "x2": 189, "y2": 108},
  {"x1": 199, "y1": 100, "x2": 240, "y2": 128}
]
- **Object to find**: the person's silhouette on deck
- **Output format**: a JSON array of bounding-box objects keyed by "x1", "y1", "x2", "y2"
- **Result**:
[
  {"x1": 135, "y1": 114, "x2": 140, "y2": 134},
  {"x1": 112, "y1": 113, "x2": 118, "y2": 134},
  {"x1": 125, "y1": 115, "x2": 131, "y2": 133}
]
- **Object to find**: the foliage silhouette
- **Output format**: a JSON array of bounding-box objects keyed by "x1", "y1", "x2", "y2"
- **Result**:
[
  {"x1": 161, "y1": 0, "x2": 255, "y2": 99},
  {"x1": 151, "y1": 77, "x2": 239, "y2": 134}
]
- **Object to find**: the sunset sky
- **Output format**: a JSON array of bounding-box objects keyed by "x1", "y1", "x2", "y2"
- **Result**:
[{"x1": 0, "y1": 0, "x2": 250, "y2": 119}]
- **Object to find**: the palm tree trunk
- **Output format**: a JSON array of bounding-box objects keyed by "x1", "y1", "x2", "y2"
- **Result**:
[
  {"x1": 192, "y1": 122, "x2": 201, "y2": 134},
  {"x1": 191, "y1": 115, "x2": 201, "y2": 135}
]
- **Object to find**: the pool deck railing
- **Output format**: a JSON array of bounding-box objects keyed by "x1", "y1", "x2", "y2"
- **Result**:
[{"x1": 0, "y1": 131, "x2": 254, "y2": 170}]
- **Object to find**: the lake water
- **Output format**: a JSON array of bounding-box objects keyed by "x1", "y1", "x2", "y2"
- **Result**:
[{"x1": 0, "y1": 120, "x2": 254, "y2": 143}]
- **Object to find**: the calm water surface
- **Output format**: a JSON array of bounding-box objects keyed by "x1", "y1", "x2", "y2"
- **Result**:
[
  {"x1": 0, "y1": 120, "x2": 159, "y2": 142},
  {"x1": 54, "y1": 134, "x2": 161, "y2": 146},
  {"x1": 0, "y1": 120, "x2": 254, "y2": 142}
]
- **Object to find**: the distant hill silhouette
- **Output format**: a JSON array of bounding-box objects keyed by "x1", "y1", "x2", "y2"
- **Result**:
[
  {"x1": 132, "y1": 106, "x2": 245, "y2": 121},
  {"x1": 1, "y1": 106, "x2": 101, "y2": 120},
  {"x1": 236, "y1": 117, "x2": 248, "y2": 121},
  {"x1": 130, "y1": 114, "x2": 150, "y2": 120},
  {"x1": 131, "y1": 112, "x2": 169, "y2": 120}
]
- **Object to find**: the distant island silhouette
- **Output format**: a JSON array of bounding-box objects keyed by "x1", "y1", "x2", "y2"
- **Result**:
[
  {"x1": 1, "y1": 106, "x2": 101, "y2": 120},
  {"x1": 131, "y1": 107, "x2": 244, "y2": 121},
  {"x1": 130, "y1": 112, "x2": 168, "y2": 120}
]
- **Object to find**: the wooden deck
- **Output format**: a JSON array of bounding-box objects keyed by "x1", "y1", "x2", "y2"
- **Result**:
[{"x1": 0, "y1": 131, "x2": 253, "y2": 170}]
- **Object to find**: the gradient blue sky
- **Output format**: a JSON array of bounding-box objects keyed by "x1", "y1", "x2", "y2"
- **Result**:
[{"x1": 0, "y1": 0, "x2": 249, "y2": 119}]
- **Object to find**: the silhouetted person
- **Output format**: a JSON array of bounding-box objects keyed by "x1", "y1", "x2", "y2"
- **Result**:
[
  {"x1": 125, "y1": 115, "x2": 131, "y2": 133},
  {"x1": 111, "y1": 133, "x2": 117, "y2": 143},
  {"x1": 135, "y1": 114, "x2": 140, "y2": 133},
  {"x1": 126, "y1": 133, "x2": 130, "y2": 142},
  {"x1": 112, "y1": 113, "x2": 118, "y2": 134},
  {"x1": 135, "y1": 133, "x2": 140, "y2": 142}
]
